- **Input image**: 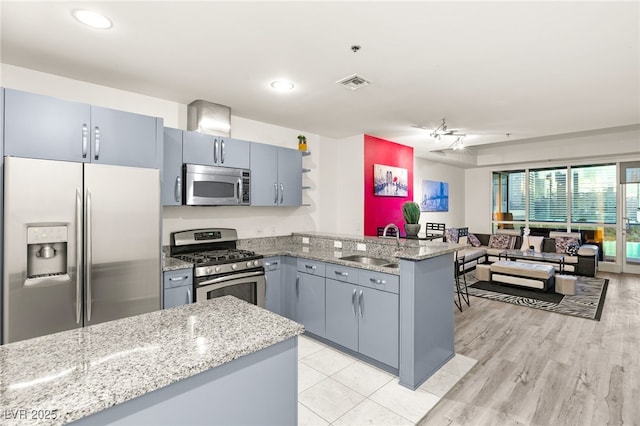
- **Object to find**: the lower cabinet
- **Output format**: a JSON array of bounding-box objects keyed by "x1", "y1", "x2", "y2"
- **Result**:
[
  {"x1": 163, "y1": 268, "x2": 193, "y2": 309},
  {"x1": 326, "y1": 270, "x2": 399, "y2": 369},
  {"x1": 296, "y1": 259, "x2": 326, "y2": 338},
  {"x1": 264, "y1": 257, "x2": 283, "y2": 315}
]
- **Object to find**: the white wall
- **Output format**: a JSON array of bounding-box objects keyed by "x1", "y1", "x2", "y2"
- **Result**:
[
  {"x1": 414, "y1": 159, "x2": 466, "y2": 229},
  {"x1": 1, "y1": 64, "x2": 320, "y2": 244},
  {"x1": 318, "y1": 134, "x2": 364, "y2": 235}
]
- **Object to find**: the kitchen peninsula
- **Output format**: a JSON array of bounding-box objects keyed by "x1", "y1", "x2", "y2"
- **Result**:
[
  {"x1": 239, "y1": 232, "x2": 460, "y2": 390},
  {"x1": 0, "y1": 296, "x2": 303, "y2": 425}
]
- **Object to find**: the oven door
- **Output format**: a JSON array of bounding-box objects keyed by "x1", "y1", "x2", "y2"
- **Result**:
[
  {"x1": 184, "y1": 164, "x2": 243, "y2": 206},
  {"x1": 195, "y1": 270, "x2": 266, "y2": 307}
]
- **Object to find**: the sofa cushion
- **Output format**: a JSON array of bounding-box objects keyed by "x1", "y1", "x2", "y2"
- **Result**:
[
  {"x1": 460, "y1": 247, "x2": 487, "y2": 263},
  {"x1": 520, "y1": 235, "x2": 544, "y2": 252},
  {"x1": 555, "y1": 236, "x2": 580, "y2": 254},
  {"x1": 468, "y1": 233, "x2": 482, "y2": 247},
  {"x1": 489, "y1": 234, "x2": 513, "y2": 249},
  {"x1": 445, "y1": 228, "x2": 459, "y2": 243}
]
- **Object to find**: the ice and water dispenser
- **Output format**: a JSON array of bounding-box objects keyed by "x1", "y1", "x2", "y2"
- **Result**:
[{"x1": 26, "y1": 225, "x2": 68, "y2": 278}]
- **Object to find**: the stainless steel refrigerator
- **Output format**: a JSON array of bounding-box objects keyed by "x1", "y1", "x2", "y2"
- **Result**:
[{"x1": 2, "y1": 156, "x2": 161, "y2": 344}]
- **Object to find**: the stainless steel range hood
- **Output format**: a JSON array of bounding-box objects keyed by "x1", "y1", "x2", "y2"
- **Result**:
[{"x1": 187, "y1": 99, "x2": 231, "y2": 137}]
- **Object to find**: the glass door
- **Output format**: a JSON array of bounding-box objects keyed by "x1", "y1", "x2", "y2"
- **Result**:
[{"x1": 622, "y1": 183, "x2": 640, "y2": 273}]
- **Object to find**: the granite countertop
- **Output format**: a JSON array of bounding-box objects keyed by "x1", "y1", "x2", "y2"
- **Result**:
[{"x1": 0, "y1": 296, "x2": 304, "y2": 426}]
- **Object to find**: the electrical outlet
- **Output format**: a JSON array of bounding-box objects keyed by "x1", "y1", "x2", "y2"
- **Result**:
[
  {"x1": 302, "y1": 246, "x2": 309, "y2": 253},
  {"x1": 334, "y1": 250, "x2": 342, "y2": 257},
  {"x1": 357, "y1": 243, "x2": 367, "y2": 251},
  {"x1": 334, "y1": 240, "x2": 342, "y2": 249},
  {"x1": 302, "y1": 237, "x2": 310, "y2": 244}
]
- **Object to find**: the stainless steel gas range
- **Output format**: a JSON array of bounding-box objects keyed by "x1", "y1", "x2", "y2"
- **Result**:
[{"x1": 169, "y1": 228, "x2": 265, "y2": 307}]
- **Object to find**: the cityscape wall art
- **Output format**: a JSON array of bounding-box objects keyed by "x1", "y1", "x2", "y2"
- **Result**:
[{"x1": 421, "y1": 180, "x2": 449, "y2": 211}]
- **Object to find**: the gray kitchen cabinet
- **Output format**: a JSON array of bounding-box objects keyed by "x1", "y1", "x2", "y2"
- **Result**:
[
  {"x1": 4, "y1": 88, "x2": 91, "y2": 163},
  {"x1": 250, "y1": 143, "x2": 302, "y2": 207},
  {"x1": 264, "y1": 256, "x2": 283, "y2": 315},
  {"x1": 325, "y1": 278, "x2": 359, "y2": 352},
  {"x1": 281, "y1": 256, "x2": 298, "y2": 321},
  {"x1": 162, "y1": 127, "x2": 183, "y2": 205},
  {"x1": 90, "y1": 105, "x2": 161, "y2": 169},
  {"x1": 3, "y1": 88, "x2": 162, "y2": 168},
  {"x1": 326, "y1": 265, "x2": 399, "y2": 369},
  {"x1": 296, "y1": 259, "x2": 326, "y2": 337},
  {"x1": 163, "y1": 268, "x2": 193, "y2": 309},
  {"x1": 182, "y1": 131, "x2": 249, "y2": 169}
]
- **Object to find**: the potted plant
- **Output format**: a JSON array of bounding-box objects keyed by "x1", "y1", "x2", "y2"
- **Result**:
[
  {"x1": 297, "y1": 134, "x2": 307, "y2": 151},
  {"x1": 402, "y1": 201, "x2": 421, "y2": 237}
]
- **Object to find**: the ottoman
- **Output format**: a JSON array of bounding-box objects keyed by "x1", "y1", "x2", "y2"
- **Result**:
[
  {"x1": 476, "y1": 263, "x2": 491, "y2": 282},
  {"x1": 556, "y1": 275, "x2": 577, "y2": 295}
]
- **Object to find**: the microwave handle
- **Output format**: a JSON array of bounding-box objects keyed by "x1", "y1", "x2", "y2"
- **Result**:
[
  {"x1": 221, "y1": 139, "x2": 225, "y2": 164},
  {"x1": 237, "y1": 178, "x2": 242, "y2": 204},
  {"x1": 213, "y1": 138, "x2": 218, "y2": 164}
]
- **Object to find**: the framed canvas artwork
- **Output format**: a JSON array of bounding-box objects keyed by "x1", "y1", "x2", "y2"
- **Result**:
[
  {"x1": 373, "y1": 164, "x2": 408, "y2": 197},
  {"x1": 421, "y1": 180, "x2": 449, "y2": 211}
]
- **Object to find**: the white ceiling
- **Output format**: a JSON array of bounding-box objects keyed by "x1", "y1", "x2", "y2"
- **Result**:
[{"x1": 1, "y1": 1, "x2": 639, "y2": 160}]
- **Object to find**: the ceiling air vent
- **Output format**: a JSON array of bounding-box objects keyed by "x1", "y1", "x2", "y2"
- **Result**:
[{"x1": 336, "y1": 74, "x2": 372, "y2": 91}]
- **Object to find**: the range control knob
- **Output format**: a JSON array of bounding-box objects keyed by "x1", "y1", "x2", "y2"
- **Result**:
[
  {"x1": 231, "y1": 264, "x2": 238, "y2": 270},
  {"x1": 246, "y1": 261, "x2": 253, "y2": 268},
  {"x1": 215, "y1": 266, "x2": 221, "y2": 273},
  {"x1": 205, "y1": 267, "x2": 212, "y2": 274},
  {"x1": 254, "y1": 260, "x2": 260, "y2": 267}
]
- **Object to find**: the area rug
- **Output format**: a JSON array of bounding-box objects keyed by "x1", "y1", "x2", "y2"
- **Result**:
[{"x1": 464, "y1": 272, "x2": 608, "y2": 321}]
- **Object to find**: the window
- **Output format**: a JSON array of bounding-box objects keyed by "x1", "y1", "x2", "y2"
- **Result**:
[
  {"x1": 492, "y1": 170, "x2": 525, "y2": 223},
  {"x1": 571, "y1": 164, "x2": 616, "y2": 224},
  {"x1": 529, "y1": 168, "x2": 567, "y2": 222}
]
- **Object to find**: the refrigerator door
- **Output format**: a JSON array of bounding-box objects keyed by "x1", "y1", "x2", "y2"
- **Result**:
[
  {"x1": 3, "y1": 157, "x2": 83, "y2": 344},
  {"x1": 83, "y1": 163, "x2": 161, "y2": 326}
]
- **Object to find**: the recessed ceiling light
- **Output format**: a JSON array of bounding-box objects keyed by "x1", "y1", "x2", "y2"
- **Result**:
[
  {"x1": 270, "y1": 80, "x2": 295, "y2": 92},
  {"x1": 72, "y1": 9, "x2": 112, "y2": 30}
]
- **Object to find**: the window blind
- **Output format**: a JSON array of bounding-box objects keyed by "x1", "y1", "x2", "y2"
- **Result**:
[
  {"x1": 571, "y1": 164, "x2": 616, "y2": 224},
  {"x1": 528, "y1": 168, "x2": 567, "y2": 222}
]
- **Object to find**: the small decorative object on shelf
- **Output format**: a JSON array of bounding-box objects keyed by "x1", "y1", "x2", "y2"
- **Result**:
[{"x1": 297, "y1": 134, "x2": 307, "y2": 151}]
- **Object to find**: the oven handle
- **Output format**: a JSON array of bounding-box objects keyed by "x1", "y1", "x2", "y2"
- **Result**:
[{"x1": 197, "y1": 270, "x2": 265, "y2": 287}]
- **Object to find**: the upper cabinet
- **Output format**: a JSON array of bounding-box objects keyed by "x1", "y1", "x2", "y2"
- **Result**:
[
  {"x1": 182, "y1": 132, "x2": 249, "y2": 169},
  {"x1": 162, "y1": 127, "x2": 183, "y2": 206},
  {"x1": 251, "y1": 143, "x2": 302, "y2": 207},
  {"x1": 3, "y1": 89, "x2": 162, "y2": 169}
]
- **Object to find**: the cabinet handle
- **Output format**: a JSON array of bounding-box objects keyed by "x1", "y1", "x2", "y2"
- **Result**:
[
  {"x1": 82, "y1": 124, "x2": 88, "y2": 158},
  {"x1": 264, "y1": 261, "x2": 279, "y2": 267},
  {"x1": 274, "y1": 182, "x2": 278, "y2": 204},
  {"x1": 94, "y1": 126, "x2": 100, "y2": 160},
  {"x1": 280, "y1": 183, "x2": 284, "y2": 204},
  {"x1": 369, "y1": 278, "x2": 387, "y2": 285},
  {"x1": 351, "y1": 289, "x2": 357, "y2": 317},
  {"x1": 175, "y1": 176, "x2": 182, "y2": 203},
  {"x1": 169, "y1": 276, "x2": 189, "y2": 281},
  {"x1": 264, "y1": 274, "x2": 268, "y2": 300},
  {"x1": 358, "y1": 290, "x2": 364, "y2": 318},
  {"x1": 186, "y1": 288, "x2": 192, "y2": 304},
  {"x1": 304, "y1": 264, "x2": 316, "y2": 270},
  {"x1": 214, "y1": 139, "x2": 218, "y2": 163},
  {"x1": 335, "y1": 271, "x2": 348, "y2": 277},
  {"x1": 296, "y1": 276, "x2": 300, "y2": 297},
  {"x1": 221, "y1": 139, "x2": 225, "y2": 163}
]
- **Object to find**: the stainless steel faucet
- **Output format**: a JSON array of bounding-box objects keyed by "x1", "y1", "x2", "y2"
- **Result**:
[{"x1": 382, "y1": 223, "x2": 400, "y2": 247}]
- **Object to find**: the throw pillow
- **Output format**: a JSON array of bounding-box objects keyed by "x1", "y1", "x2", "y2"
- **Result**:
[
  {"x1": 555, "y1": 236, "x2": 580, "y2": 254},
  {"x1": 445, "y1": 228, "x2": 459, "y2": 243},
  {"x1": 565, "y1": 241, "x2": 580, "y2": 256},
  {"x1": 520, "y1": 235, "x2": 544, "y2": 252},
  {"x1": 468, "y1": 233, "x2": 482, "y2": 247},
  {"x1": 488, "y1": 234, "x2": 512, "y2": 249}
]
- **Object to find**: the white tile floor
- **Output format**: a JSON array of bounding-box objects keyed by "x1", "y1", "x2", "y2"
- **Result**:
[{"x1": 297, "y1": 335, "x2": 477, "y2": 425}]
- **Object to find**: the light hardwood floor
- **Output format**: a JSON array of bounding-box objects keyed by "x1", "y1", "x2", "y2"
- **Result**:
[{"x1": 420, "y1": 272, "x2": 640, "y2": 426}]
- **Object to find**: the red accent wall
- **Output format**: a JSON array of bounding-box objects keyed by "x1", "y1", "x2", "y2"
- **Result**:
[{"x1": 364, "y1": 134, "x2": 414, "y2": 236}]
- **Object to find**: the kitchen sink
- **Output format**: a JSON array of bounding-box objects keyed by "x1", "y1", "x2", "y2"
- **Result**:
[{"x1": 340, "y1": 255, "x2": 398, "y2": 268}]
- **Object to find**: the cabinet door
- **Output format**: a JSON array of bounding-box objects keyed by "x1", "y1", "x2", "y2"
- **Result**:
[
  {"x1": 90, "y1": 106, "x2": 160, "y2": 168},
  {"x1": 277, "y1": 148, "x2": 303, "y2": 207},
  {"x1": 250, "y1": 143, "x2": 278, "y2": 206},
  {"x1": 296, "y1": 272, "x2": 325, "y2": 337},
  {"x1": 281, "y1": 256, "x2": 298, "y2": 321},
  {"x1": 264, "y1": 257, "x2": 283, "y2": 315},
  {"x1": 4, "y1": 88, "x2": 91, "y2": 162},
  {"x1": 182, "y1": 131, "x2": 215, "y2": 165},
  {"x1": 164, "y1": 286, "x2": 193, "y2": 309},
  {"x1": 162, "y1": 127, "x2": 183, "y2": 205},
  {"x1": 325, "y1": 279, "x2": 359, "y2": 351},
  {"x1": 219, "y1": 137, "x2": 250, "y2": 169},
  {"x1": 358, "y1": 287, "x2": 399, "y2": 369}
]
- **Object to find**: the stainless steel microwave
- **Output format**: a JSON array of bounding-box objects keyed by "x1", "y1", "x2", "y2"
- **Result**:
[{"x1": 184, "y1": 164, "x2": 251, "y2": 206}]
